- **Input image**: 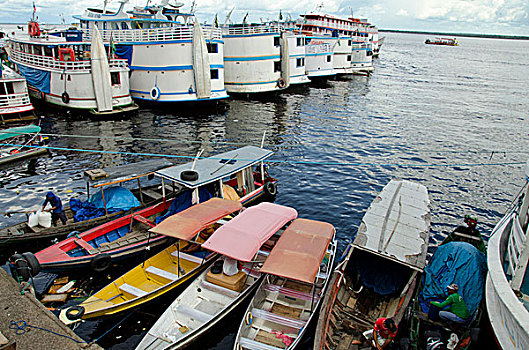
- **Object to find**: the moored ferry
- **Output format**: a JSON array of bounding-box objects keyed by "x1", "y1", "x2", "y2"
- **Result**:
[
  {"x1": 74, "y1": 1, "x2": 228, "y2": 103},
  {"x1": 0, "y1": 64, "x2": 35, "y2": 125},
  {"x1": 298, "y1": 13, "x2": 374, "y2": 75},
  {"x1": 222, "y1": 22, "x2": 310, "y2": 94},
  {"x1": 7, "y1": 22, "x2": 137, "y2": 115}
]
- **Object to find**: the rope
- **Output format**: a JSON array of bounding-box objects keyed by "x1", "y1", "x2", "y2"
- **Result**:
[
  {"x1": 9, "y1": 320, "x2": 85, "y2": 343},
  {"x1": 0, "y1": 142, "x2": 525, "y2": 169}
]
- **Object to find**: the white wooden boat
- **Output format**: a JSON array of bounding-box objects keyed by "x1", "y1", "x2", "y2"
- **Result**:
[
  {"x1": 486, "y1": 160, "x2": 529, "y2": 350},
  {"x1": 314, "y1": 179, "x2": 430, "y2": 349},
  {"x1": 0, "y1": 64, "x2": 35, "y2": 125},
  {"x1": 234, "y1": 218, "x2": 337, "y2": 350},
  {"x1": 136, "y1": 202, "x2": 298, "y2": 349},
  {"x1": 7, "y1": 22, "x2": 137, "y2": 115},
  {"x1": 74, "y1": 2, "x2": 227, "y2": 103}
]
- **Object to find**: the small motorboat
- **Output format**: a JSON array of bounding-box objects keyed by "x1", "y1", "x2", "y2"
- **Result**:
[
  {"x1": 59, "y1": 198, "x2": 243, "y2": 322},
  {"x1": 234, "y1": 218, "x2": 337, "y2": 350},
  {"x1": 0, "y1": 125, "x2": 46, "y2": 166},
  {"x1": 135, "y1": 202, "x2": 298, "y2": 349},
  {"x1": 314, "y1": 179, "x2": 431, "y2": 349},
  {"x1": 425, "y1": 37, "x2": 458, "y2": 46}
]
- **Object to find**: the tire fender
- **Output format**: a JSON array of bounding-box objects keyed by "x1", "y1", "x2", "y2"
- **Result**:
[
  {"x1": 264, "y1": 182, "x2": 277, "y2": 196},
  {"x1": 90, "y1": 253, "x2": 112, "y2": 273},
  {"x1": 61, "y1": 92, "x2": 70, "y2": 104},
  {"x1": 65, "y1": 305, "x2": 85, "y2": 320},
  {"x1": 180, "y1": 170, "x2": 199, "y2": 181},
  {"x1": 150, "y1": 86, "x2": 160, "y2": 100}
]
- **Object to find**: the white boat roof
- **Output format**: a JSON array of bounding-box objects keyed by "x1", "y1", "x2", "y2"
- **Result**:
[
  {"x1": 1, "y1": 64, "x2": 26, "y2": 81},
  {"x1": 354, "y1": 179, "x2": 430, "y2": 270},
  {"x1": 155, "y1": 146, "x2": 273, "y2": 189}
]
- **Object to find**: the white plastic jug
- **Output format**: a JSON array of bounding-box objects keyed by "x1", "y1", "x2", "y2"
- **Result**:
[
  {"x1": 37, "y1": 210, "x2": 52, "y2": 228},
  {"x1": 27, "y1": 211, "x2": 39, "y2": 228}
]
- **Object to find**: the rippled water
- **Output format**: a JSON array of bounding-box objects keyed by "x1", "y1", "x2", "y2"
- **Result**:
[{"x1": 1, "y1": 33, "x2": 528, "y2": 348}]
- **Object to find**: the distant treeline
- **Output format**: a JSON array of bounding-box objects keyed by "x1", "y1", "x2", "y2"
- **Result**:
[{"x1": 380, "y1": 29, "x2": 529, "y2": 40}]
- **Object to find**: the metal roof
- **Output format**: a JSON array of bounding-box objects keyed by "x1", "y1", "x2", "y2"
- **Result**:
[
  {"x1": 353, "y1": 179, "x2": 431, "y2": 270},
  {"x1": 87, "y1": 158, "x2": 173, "y2": 185},
  {"x1": 154, "y1": 146, "x2": 273, "y2": 189}
]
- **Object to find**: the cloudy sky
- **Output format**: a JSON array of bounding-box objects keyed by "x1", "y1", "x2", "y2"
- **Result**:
[{"x1": 2, "y1": 0, "x2": 528, "y2": 35}]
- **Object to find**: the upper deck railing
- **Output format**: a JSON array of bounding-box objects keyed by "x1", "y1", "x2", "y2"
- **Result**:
[
  {"x1": 222, "y1": 23, "x2": 284, "y2": 36},
  {"x1": 81, "y1": 25, "x2": 222, "y2": 43},
  {"x1": 9, "y1": 49, "x2": 128, "y2": 72},
  {"x1": 0, "y1": 93, "x2": 31, "y2": 109}
]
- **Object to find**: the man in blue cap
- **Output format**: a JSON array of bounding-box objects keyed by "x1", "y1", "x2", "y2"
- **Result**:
[{"x1": 42, "y1": 191, "x2": 67, "y2": 226}]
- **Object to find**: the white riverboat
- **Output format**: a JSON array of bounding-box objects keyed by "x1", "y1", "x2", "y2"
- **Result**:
[
  {"x1": 222, "y1": 22, "x2": 310, "y2": 94},
  {"x1": 298, "y1": 13, "x2": 374, "y2": 75},
  {"x1": 486, "y1": 160, "x2": 529, "y2": 350},
  {"x1": 7, "y1": 22, "x2": 137, "y2": 115},
  {"x1": 74, "y1": 1, "x2": 228, "y2": 103},
  {"x1": 0, "y1": 64, "x2": 35, "y2": 125}
]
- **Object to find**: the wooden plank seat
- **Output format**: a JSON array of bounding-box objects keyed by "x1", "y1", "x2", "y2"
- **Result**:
[
  {"x1": 119, "y1": 283, "x2": 148, "y2": 297},
  {"x1": 264, "y1": 284, "x2": 319, "y2": 302},
  {"x1": 240, "y1": 337, "x2": 284, "y2": 350},
  {"x1": 74, "y1": 238, "x2": 95, "y2": 252},
  {"x1": 170, "y1": 251, "x2": 204, "y2": 264},
  {"x1": 141, "y1": 189, "x2": 163, "y2": 201},
  {"x1": 250, "y1": 308, "x2": 307, "y2": 329},
  {"x1": 200, "y1": 279, "x2": 241, "y2": 298},
  {"x1": 176, "y1": 304, "x2": 212, "y2": 323},
  {"x1": 145, "y1": 266, "x2": 179, "y2": 281}
]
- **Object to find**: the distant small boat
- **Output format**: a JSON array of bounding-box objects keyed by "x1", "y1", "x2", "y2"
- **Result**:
[
  {"x1": 425, "y1": 37, "x2": 458, "y2": 46},
  {"x1": 0, "y1": 125, "x2": 47, "y2": 166},
  {"x1": 314, "y1": 179, "x2": 431, "y2": 350}
]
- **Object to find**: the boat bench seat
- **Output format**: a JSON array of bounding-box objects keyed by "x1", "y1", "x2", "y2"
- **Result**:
[
  {"x1": 176, "y1": 304, "x2": 212, "y2": 323},
  {"x1": 141, "y1": 189, "x2": 163, "y2": 201},
  {"x1": 145, "y1": 266, "x2": 179, "y2": 281},
  {"x1": 74, "y1": 238, "x2": 95, "y2": 252},
  {"x1": 170, "y1": 251, "x2": 203, "y2": 264},
  {"x1": 264, "y1": 284, "x2": 318, "y2": 302},
  {"x1": 250, "y1": 308, "x2": 306, "y2": 329},
  {"x1": 239, "y1": 337, "x2": 284, "y2": 350},
  {"x1": 119, "y1": 283, "x2": 148, "y2": 297}
]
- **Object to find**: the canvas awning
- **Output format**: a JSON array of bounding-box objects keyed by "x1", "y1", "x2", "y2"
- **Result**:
[
  {"x1": 202, "y1": 202, "x2": 298, "y2": 262},
  {"x1": 148, "y1": 198, "x2": 242, "y2": 240},
  {"x1": 260, "y1": 218, "x2": 335, "y2": 284},
  {"x1": 0, "y1": 125, "x2": 41, "y2": 141}
]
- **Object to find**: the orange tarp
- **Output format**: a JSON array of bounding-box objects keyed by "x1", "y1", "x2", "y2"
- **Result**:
[
  {"x1": 260, "y1": 218, "x2": 335, "y2": 284},
  {"x1": 148, "y1": 198, "x2": 242, "y2": 240}
]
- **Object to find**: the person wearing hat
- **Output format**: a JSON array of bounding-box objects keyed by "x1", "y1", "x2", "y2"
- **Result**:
[
  {"x1": 354, "y1": 317, "x2": 398, "y2": 349},
  {"x1": 445, "y1": 214, "x2": 486, "y2": 252},
  {"x1": 429, "y1": 283, "x2": 470, "y2": 324},
  {"x1": 42, "y1": 191, "x2": 67, "y2": 226}
]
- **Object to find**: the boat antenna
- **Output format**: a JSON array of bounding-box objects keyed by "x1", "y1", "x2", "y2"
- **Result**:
[
  {"x1": 224, "y1": 7, "x2": 235, "y2": 26},
  {"x1": 31, "y1": 1, "x2": 36, "y2": 22},
  {"x1": 190, "y1": 0, "x2": 196, "y2": 14}
]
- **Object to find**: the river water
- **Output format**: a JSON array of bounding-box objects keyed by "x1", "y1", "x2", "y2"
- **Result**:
[{"x1": 1, "y1": 32, "x2": 528, "y2": 348}]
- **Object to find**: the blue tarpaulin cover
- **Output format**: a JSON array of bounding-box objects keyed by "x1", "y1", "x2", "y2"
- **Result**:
[
  {"x1": 70, "y1": 186, "x2": 140, "y2": 222},
  {"x1": 16, "y1": 64, "x2": 50, "y2": 93},
  {"x1": 114, "y1": 44, "x2": 133, "y2": 66},
  {"x1": 155, "y1": 187, "x2": 213, "y2": 224},
  {"x1": 419, "y1": 241, "x2": 487, "y2": 317}
]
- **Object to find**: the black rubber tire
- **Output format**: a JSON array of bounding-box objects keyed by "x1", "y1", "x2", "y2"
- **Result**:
[
  {"x1": 61, "y1": 92, "x2": 70, "y2": 104},
  {"x1": 180, "y1": 170, "x2": 199, "y2": 181},
  {"x1": 65, "y1": 305, "x2": 85, "y2": 320},
  {"x1": 14, "y1": 256, "x2": 30, "y2": 282},
  {"x1": 22, "y1": 252, "x2": 41, "y2": 276},
  {"x1": 264, "y1": 182, "x2": 277, "y2": 196},
  {"x1": 90, "y1": 253, "x2": 112, "y2": 273}
]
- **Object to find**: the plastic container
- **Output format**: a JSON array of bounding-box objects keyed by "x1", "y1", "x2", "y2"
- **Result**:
[
  {"x1": 27, "y1": 211, "x2": 39, "y2": 227},
  {"x1": 37, "y1": 210, "x2": 52, "y2": 228}
]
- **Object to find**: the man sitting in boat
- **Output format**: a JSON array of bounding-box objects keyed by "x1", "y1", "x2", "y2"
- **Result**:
[
  {"x1": 429, "y1": 284, "x2": 470, "y2": 325},
  {"x1": 42, "y1": 191, "x2": 67, "y2": 226},
  {"x1": 445, "y1": 214, "x2": 486, "y2": 252},
  {"x1": 354, "y1": 317, "x2": 398, "y2": 349}
]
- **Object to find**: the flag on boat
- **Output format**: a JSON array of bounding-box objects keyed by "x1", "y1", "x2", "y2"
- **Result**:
[
  {"x1": 214, "y1": 14, "x2": 219, "y2": 28},
  {"x1": 109, "y1": 33, "x2": 116, "y2": 58}
]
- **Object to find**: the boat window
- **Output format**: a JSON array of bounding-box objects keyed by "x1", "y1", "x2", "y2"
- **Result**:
[
  {"x1": 347, "y1": 55, "x2": 351, "y2": 61},
  {"x1": 274, "y1": 61, "x2": 281, "y2": 72},
  {"x1": 110, "y1": 72, "x2": 121, "y2": 85},
  {"x1": 210, "y1": 69, "x2": 218, "y2": 80},
  {"x1": 326, "y1": 55, "x2": 331, "y2": 62},
  {"x1": 102, "y1": 22, "x2": 107, "y2": 30},
  {"x1": 274, "y1": 36, "x2": 280, "y2": 46},
  {"x1": 207, "y1": 43, "x2": 218, "y2": 53},
  {"x1": 348, "y1": 40, "x2": 352, "y2": 46},
  {"x1": 296, "y1": 38, "x2": 303, "y2": 46},
  {"x1": 0, "y1": 82, "x2": 14, "y2": 95},
  {"x1": 296, "y1": 58, "x2": 304, "y2": 67},
  {"x1": 121, "y1": 22, "x2": 128, "y2": 30},
  {"x1": 0, "y1": 83, "x2": 6, "y2": 95},
  {"x1": 43, "y1": 45, "x2": 53, "y2": 57},
  {"x1": 112, "y1": 22, "x2": 119, "y2": 30}
]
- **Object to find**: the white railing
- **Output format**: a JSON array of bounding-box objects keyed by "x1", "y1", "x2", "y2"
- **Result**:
[
  {"x1": 0, "y1": 93, "x2": 31, "y2": 108},
  {"x1": 10, "y1": 50, "x2": 128, "y2": 72},
  {"x1": 223, "y1": 23, "x2": 283, "y2": 35},
  {"x1": 81, "y1": 25, "x2": 222, "y2": 43}
]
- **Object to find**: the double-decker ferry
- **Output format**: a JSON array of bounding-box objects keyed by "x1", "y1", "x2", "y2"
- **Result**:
[
  {"x1": 7, "y1": 22, "x2": 137, "y2": 115},
  {"x1": 73, "y1": 1, "x2": 228, "y2": 103},
  {"x1": 298, "y1": 13, "x2": 374, "y2": 75},
  {"x1": 222, "y1": 22, "x2": 310, "y2": 94}
]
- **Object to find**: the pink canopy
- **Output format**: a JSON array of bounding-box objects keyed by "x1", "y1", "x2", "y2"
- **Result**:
[{"x1": 202, "y1": 202, "x2": 298, "y2": 262}]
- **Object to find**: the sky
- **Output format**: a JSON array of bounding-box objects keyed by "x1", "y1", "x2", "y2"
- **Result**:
[{"x1": 1, "y1": 0, "x2": 528, "y2": 36}]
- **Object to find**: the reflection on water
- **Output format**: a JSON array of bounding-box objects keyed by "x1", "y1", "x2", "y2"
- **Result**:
[{"x1": 0, "y1": 33, "x2": 528, "y2": 349}]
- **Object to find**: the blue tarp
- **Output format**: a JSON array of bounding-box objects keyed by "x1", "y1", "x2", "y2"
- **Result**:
[
  {"x1": 419, "y1": 242, "x2": 487, "y2": 317},
  {"x1": 16, "y1": 64, "x2": 50, "y2": 93},
  {"x1": 70, "y1": 186, "x2": 140, "y2": 222},
  {"x1": 114, "y1": 44, "x2": 133, "y2": 66},
  {"x1": 155, "y1": 187, "x2": 213, "y2": 224}
]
